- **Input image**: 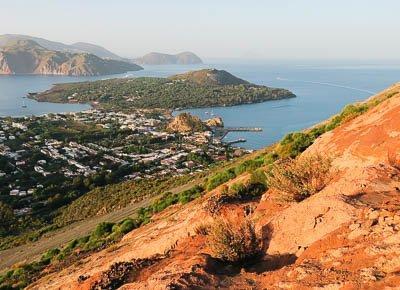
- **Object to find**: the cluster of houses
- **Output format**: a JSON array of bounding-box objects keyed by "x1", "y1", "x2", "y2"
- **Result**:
[{"x1": 0, "y1": 109, "x2": 239, "y2": 216}]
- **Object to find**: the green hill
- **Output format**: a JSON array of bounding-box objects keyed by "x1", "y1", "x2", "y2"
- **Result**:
[{"x1": 32, "y1": 69, "x2": 295, "y2": 110}]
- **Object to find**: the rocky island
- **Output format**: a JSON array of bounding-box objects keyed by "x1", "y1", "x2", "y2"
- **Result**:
[
  {"x1": 0, "y1": 39, "x2": 142, "y2": 76},
  {"x1": 134, "y1": 51, "x2": 202, "y2": 65},
  {"x1": 31, "y1": 68, "x2": 295, "y2": 110}
]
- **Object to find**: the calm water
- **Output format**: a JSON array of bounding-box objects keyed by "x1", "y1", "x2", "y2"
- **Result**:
[
  {"x1": 177, "y1": 60, "x2": 400, "y2": 149},
  {"x1": 1, "y1": 61, "x2": 400, "y2": 149},
  {"x1": 0, "y1": 66, "x2": 207, "y2": 117}
]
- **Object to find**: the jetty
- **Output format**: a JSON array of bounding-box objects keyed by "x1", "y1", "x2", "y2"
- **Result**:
[
  {"x1": 225, "y1": 138, "x2": 247, "y2": 145},
  {"x1": 213, "y1": 127, "x2": 262, "y2": 140}
]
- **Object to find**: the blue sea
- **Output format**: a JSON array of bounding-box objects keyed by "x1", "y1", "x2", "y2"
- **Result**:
[{"x1": 1, "y1": 60, "x2": 400, "y2": 149}]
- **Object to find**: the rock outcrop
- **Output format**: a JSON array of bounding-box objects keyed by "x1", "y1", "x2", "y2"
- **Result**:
[
  {"x1": 0, "y1": 39, "x2": 142, "y2": 76},
  {"x1": 204, "y1": 117, "x2": 224, "y2": 128},
  {"x1": 167, "y1": 113, "x2": 208, "y2": 133}
]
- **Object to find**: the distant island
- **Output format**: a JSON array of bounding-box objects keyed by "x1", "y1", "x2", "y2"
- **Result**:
[
  {"x1": 0, "y1": 39, "x2": 142, "y2": 76},
  {"x1": 134, "y1": 52, "x2": 202, "y2": 65},
  {"x1": 31, "y1": 69, "x2": 295, "y2": 110},
  {"x1": 0, "y1": 34, "x2": 203, "y2": 66}
]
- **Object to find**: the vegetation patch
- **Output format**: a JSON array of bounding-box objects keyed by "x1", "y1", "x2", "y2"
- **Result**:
[
  {"x1": 55, "y1": 174, "x2": 197, "y2": 226},
  {"x1": 0, "y1": 183, "x2": 205, "y2": 289},
  {"x1": 136, "y1": 185, "x2": 204, "y2": 225},
  {"x1": 208, "y1": 217, "x2": 261, "y2": 264},
  {"x1": 267, "y1": 154, "x2": 332, "y2": 201},
  {"x1": 34, "y1": 76, "x2": 295, "y2": 111}
]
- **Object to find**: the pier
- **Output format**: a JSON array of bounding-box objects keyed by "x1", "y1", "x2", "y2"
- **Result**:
[
  {"x1": 225, "y1": 138, "x2": 247, "y2": 145},
  {"x1": 213, "y1": 127, "x2": 262, "y2": 140}
]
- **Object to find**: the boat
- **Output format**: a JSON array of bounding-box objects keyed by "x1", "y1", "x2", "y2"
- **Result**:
[{"x1": 22, "y1": 101, "x2": 27, "y2": 108}]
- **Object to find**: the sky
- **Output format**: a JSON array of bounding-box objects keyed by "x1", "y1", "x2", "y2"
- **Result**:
[{"x1": 1, "y1": 0, "x2": 400, "y2": 60}]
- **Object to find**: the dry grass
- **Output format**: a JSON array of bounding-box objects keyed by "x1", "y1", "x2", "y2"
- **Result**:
[
  {"x1": 208, "y1": 217, "x2": 261, "y2": 264},
  {"x1": 267, "y1": 153, "x2": 332, "y2": 202},
  {"x1": 194, "y1": 223, "x2": 211, "y2": 236}
]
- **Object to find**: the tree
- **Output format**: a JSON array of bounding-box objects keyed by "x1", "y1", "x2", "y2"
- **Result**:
[{"x1": 0, "y1": 202, "x2": 15, "y2": 237}]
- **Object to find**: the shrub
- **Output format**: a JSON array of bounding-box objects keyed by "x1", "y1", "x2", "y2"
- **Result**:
[
  {"x1": 279, "y1": 132, "x2": 315, "y2": 158},
  {"x1": 208, "y1": 217, "x2": 261, "y2": 264},
  {"x1": 224, "y1": 173, "x2": 267, "y2": 201},
  {"x1": 41, "y1": 248, "x2": 60, "y2": 263},
  {"x1": 267, "y1": 153, "x2": 332, "y2": 201},
  {"x1": 119, "y1": 218, "x2": 136, "y2": 234},
  {"x1": 263, "y1": 152, "x2": 279, "y2": 165},
  {"x1": 206, "y1": 169, "x2": 236, "y2": 191},
  {"x1": 91, "y1": 222, "x2": 115, "y2": 239},
  {"x1": 249, "y1": 169, "x2": 267, "y2": 187},
  {"x1": 228, "y1": 182, "x2": 247, "y2": 198},
  {"x1": 77, "y1": 235, "x2": 90, "y2": 246},
  {"x1": 234, "y1": 158, "x2": 264, "y2": 176}
]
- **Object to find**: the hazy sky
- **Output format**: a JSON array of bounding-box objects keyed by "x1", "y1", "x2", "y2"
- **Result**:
[{"x1": 1, "y1": 0, "x2": 400, "y2": 59}]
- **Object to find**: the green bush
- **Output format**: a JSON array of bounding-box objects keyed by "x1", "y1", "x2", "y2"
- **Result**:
[
  {"x1": 234, "y1": 158, "x2": 264, "y2": 176},
  {"x1": 64, "y1": 239, "x2": 78, "y2": 251},
  {"x1": 41, "y1": 248, "x2": 60, "y2": 263},
  {"x1": 119, "y1": 218, "x2": 136, "y2": 234},
  {"x1": 206, "y1": 169, "x2": 236, "y2": 191},
  {"x1": 279, "y1": 132, "x2": 315, "y2": 158},
  {"x1": 91, "y1": 222, "x2": 115, "y2": 239}
]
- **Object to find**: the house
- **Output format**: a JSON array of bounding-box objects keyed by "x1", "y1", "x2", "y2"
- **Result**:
[{"x1": 10, "y1": 189, "x2": 19, "y2": 196}]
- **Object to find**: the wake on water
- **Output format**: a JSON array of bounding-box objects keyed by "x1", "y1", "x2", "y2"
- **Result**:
[{"x1": 276, "y1": 77, "x2": 376, "y2": 95}]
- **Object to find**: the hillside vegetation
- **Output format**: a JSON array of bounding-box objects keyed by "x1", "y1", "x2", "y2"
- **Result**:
[{"x1": 32, "y1": 69, "x2": 295, "y2": 110}]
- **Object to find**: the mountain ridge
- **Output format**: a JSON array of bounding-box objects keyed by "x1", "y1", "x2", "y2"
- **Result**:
[
  {"x1": 0, "y1": 34, "x2": 122, "y2": 60},
  {"x1": 0, "y1": 39, "x2": 142, "y2": 76}
]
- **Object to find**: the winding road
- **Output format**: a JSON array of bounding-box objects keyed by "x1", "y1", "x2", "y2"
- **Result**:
[{"x1": 0, "y1": 180, "x2": 200, "y2": 270}]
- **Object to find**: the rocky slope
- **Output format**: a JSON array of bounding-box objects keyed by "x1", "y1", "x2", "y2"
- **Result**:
[
  {"x1": 0, "y1": 39, "x2": 142, "y2": 76},
  {"x1": 26, "y1": 83, "x2": 400, "y2": 289},
  {"x1": 134, "y1": 52, "x2": 202, "y2": 65}
]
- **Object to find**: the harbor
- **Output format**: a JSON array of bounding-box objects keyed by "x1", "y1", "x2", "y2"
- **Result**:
[
  {"x1": 213, "y1": 126, "x2": 263, "y2": 146},
  {"x1": 213, "y1": 127, "x2": 263, "y2": 140}
]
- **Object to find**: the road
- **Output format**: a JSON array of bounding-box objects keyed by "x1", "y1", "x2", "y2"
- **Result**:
[{"x1": 0, "y1": 179, "x2": 200, "y2": 270}]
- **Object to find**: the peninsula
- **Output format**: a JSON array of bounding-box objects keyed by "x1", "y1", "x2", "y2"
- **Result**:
[{"x1": 31, "y1": 69, "x2": 295, "y2": 110}]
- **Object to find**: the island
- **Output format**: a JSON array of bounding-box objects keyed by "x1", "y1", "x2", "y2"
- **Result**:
[
  {"x1": 134, "y1": 51, "x2": 202, "y2": 65},
  {"x1": 30, "y1": 69, "x2": 295, "y2": 111}
]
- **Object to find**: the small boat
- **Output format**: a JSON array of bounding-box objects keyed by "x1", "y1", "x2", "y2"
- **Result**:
[{"x1": 22, "y1": 101, "x2": 27, "y2": 108}]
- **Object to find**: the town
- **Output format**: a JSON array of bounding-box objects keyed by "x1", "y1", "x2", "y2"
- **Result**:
[{"x1": 0, "y1": 109, "x2": 251, "y2": 218}]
